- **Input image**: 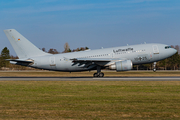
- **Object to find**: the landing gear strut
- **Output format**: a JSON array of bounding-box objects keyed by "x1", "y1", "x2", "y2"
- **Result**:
[
  {"x1": 153, "y1": 62, "x2": 156, "y2": 72},
  {"x1": 93, "y1": 66, "x2": 104, "y2": 77}
]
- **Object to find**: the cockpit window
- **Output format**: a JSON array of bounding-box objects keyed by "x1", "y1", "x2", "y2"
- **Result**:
[{"x1": 165, "y1": 46, "x2": 171, "y2": 49}]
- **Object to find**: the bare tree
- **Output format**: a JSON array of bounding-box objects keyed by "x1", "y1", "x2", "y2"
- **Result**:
[
  {"x1": 175, "y1": 45, "x2": 180, "y2": 54},
  {"x1": 63, "y1": 42, "x2": 71, "y2": 53},
  {"x1": 42, "y1": 48, "x2": 46, "y2": 52},
  {"x1": 48, "y1": 48, "x2": 59, "y2": 54}
]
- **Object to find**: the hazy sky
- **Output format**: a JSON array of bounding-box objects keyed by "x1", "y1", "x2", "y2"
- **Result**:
[{"x1": 1, "y1": 0, "x2": 180, "y2": 56}]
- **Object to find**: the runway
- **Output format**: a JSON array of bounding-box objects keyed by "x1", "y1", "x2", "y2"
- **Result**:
[{"x1": 0, "y1": 77, "x2": 180, "y2": 81}]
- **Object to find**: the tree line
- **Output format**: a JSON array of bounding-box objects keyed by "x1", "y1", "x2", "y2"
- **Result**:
[
  {"x1": 41, "y1": 42, "x2": 89, "y2": 54},
  {"x1": 0, "y1": 43, "x2": 180, "y2": 70}
]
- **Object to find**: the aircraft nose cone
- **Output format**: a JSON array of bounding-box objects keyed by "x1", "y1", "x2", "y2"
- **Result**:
[{"x1": 172, "y1": 48, "x2": 177, "y2": 55}]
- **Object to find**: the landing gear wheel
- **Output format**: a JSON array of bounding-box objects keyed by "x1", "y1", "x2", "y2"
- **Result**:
[
  {"x1": 99, "y1": 72, "x2": 104, "y2": 77},
  {"x1": 153, "y1": 62, "x2": 157, "y2": 72},
  {"x1": 93, "y1": 72, "x2": 104, "y2": 77},
  {"x1": 93, "y1": 73, "x2": 98, "y2": 77},
  {"x1": 93, "y1": 66, "x2": 104, "y2": 77}
]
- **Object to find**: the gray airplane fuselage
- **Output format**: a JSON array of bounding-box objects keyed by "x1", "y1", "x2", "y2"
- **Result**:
[{"x1": 29, "y1": 43, "x2": 176, "y2": 72}]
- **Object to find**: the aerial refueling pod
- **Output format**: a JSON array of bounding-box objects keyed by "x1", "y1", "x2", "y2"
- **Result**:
[{"x1": 109, "y1": 60, "x2": 132, "y2": 71}]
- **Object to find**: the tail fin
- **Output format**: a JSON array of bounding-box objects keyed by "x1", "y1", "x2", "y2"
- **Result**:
[{"x1": 4, "y1": 29, "x2": 49, "y2": 59}]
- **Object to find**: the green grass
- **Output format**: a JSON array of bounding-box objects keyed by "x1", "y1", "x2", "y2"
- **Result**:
[{"x1": 0, "y1": 81, "x2": 180, "y2": 119}]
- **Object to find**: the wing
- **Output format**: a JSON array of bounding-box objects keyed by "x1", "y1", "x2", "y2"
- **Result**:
[
  {"x1": 71, "y1": 58, "x2": 113, "y2": 62},
  {"x1": 71, "y1": 58, "x2": 125, "y2": 68}
]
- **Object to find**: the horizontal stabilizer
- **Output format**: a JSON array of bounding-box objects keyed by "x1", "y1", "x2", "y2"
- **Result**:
[{"x1": 6, "y1": 59, "x2": 33, "y2": 63}]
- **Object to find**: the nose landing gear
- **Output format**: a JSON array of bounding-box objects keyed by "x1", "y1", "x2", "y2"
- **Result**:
[{"x1": 153, "y1": 62, "x2": 157, "y2": 72}]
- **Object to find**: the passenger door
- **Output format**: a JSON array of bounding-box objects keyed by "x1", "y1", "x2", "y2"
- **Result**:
[
  {"x1": 49, "y1": 57, "x2": 56, "y2": 70},
  {"x1": 152, "y1": 45, "x2": 159, "y2": 54},
  {"x1": 152, "y1": 45, "x2": 159, "y2": 60}
]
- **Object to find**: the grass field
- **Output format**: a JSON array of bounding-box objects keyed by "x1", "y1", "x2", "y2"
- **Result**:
[
  {"x1": 0, "y1": 71, "x2": 180, "y2": 119},
  {"x1": 0, "y1": 81, "x2": 180, "y2": 119},
  {"x1": 0, "y1": 70, "x2": 180, "y2": 77}
]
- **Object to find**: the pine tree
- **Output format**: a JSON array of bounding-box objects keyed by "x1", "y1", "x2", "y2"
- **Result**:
[{"x1": 0, "y1": 47, "x2": 10, "y2": 68}]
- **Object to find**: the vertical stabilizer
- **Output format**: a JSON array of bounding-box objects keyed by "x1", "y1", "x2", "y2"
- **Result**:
[{"x1": 4, "y1": 29, "x2": 49, "y2": 59}]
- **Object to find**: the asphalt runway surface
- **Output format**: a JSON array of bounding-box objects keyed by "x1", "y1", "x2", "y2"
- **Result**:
[{"x1": 0, "y1": 77, "x2": 180, "y2": 81}]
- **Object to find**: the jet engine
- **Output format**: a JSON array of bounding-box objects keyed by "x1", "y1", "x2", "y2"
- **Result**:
[{"x1": 109, "y1": 60, "x2": 132, "y2": 71}]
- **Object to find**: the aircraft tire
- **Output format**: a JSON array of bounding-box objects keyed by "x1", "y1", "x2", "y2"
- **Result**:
[
  {"x1": 99, "y1": 72, "x2": 104, "y2": 77},
  {"x1": 93, "y1": 73, "x2": 98, "y2": 77},
  {"x1": 93, "y1": 73, "x2": 104, "y2": 77}
]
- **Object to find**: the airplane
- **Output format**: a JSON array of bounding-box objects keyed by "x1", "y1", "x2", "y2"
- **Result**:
[{"x1": 4, "y1": 29, "x2": 177, "y2": 77}]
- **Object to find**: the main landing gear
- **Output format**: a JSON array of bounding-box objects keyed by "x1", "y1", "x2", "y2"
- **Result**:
[
  {"x1": 153, "y1": 62, "x2": 157, "y2": 72},
  {"x1": 93, "y1": 66, "x2": 104, "y2": 77}
]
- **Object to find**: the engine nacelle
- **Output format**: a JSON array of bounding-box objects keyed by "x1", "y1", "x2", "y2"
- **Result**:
[{"x1": 109, "y1": 60, "x2": 132, "y2": 71}]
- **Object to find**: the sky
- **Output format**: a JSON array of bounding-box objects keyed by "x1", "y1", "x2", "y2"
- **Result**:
[{"x1": 0, "y1": 0, "x2": 180, "y2": 56}]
